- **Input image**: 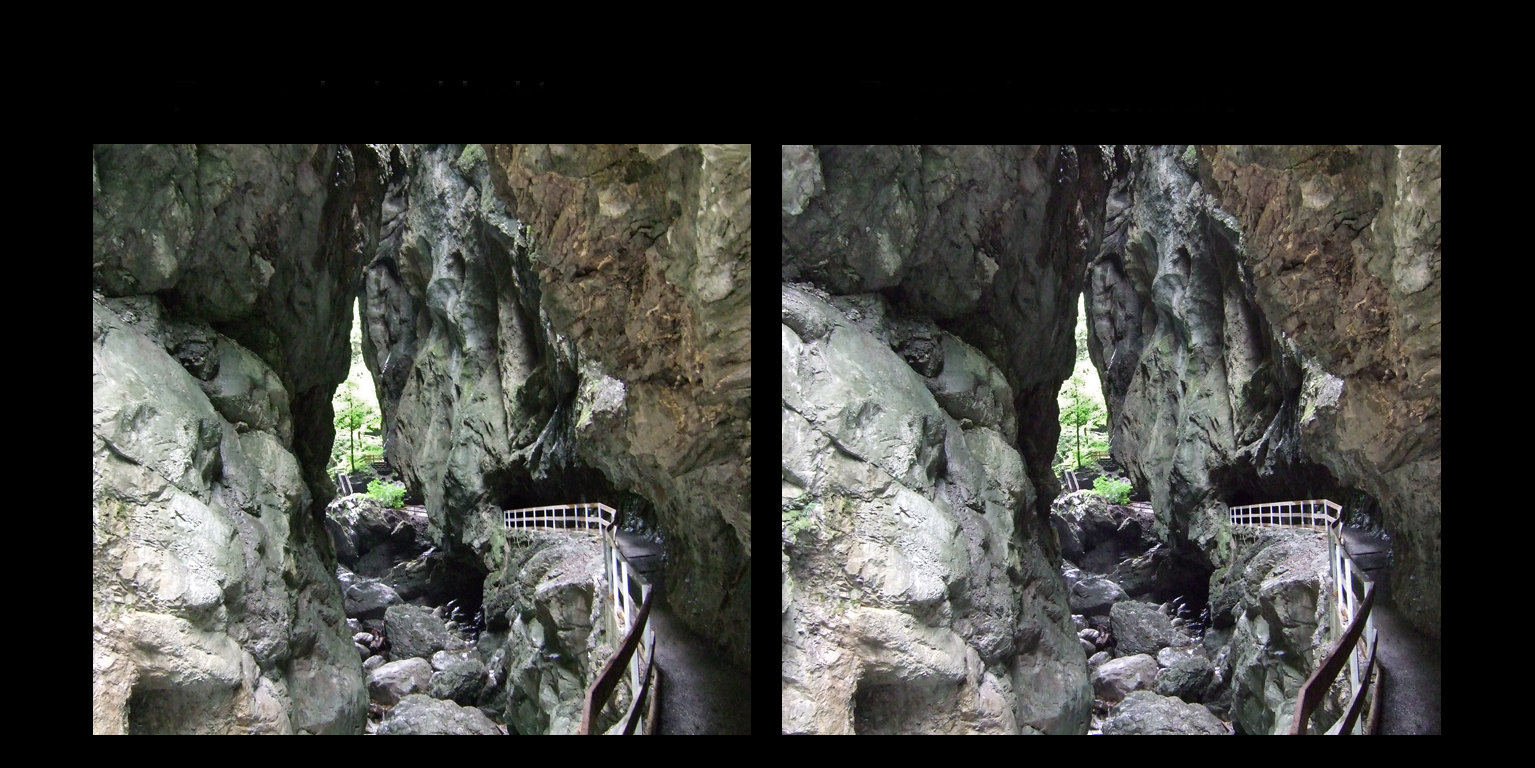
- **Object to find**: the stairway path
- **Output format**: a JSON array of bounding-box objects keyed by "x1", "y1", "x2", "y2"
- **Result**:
[
  {"x1": 1339, "y1": 528, "x2": 1441, "y2": 734},
  {"x1": 613, "y1": 531, "x2": 750, "y2": 734}
]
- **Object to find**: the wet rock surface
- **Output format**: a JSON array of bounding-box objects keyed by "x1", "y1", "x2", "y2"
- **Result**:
[
  {"x1": 1102, "y1": 690, "x2": 1230, "y2": 735},
  {"x1": 93, "y1": 143, "x2": 388, "y2": 734},
  {"x1": 1086, "y1": 145, "x2": 1439, "y2": 641},
  {"x1": 375, "y1": 693, "x2": 502, "y2": 735},
  {"x1": 782, "y1": 144, "x2": 1109, "y2": 735}
]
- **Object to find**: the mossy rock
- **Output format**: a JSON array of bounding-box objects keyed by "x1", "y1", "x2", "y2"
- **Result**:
[{"x1": 453, "y1": 144, "x2": 487, "y2": 178}]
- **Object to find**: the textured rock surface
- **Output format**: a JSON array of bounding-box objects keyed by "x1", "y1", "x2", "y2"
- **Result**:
[
  {"x1": 484, "y1": 531, "x2": 609, "y2": 735},
  {"x1": 781, "y1": 145, "x2": 1107, "y2": 735},
  {"x1": 429, "y1": 649, "x2": 488, "y2": 705},
  {"x1": 362, "y1": 144, "x2": 750, "y2": 666},
  {"x1": 375, "y1": 693, "x2": 501, "y2": 735},
  {"x1": 1153, "y1": 654, "x2": 1215, "y2": 702},
  {"x1": 785, "y1": 145, "x2": 1106, "y2": 526},
  {"x1": 1069, "y1": 576, "x2": 1128, "y2": 616},
  {"x1": 383, "y1": 604, "x2": 452, "y2": 662},
  {"x1": 1109, "y1": 600, "x2": 1195, "y2": 657},
  {"x1": 1085, "y1": 145, "x2": 1439, "y2": 640},
  {"x1": 93, "y1": 143, "x2": 380, "y2": 735},
  {"x1": 367, "y1": 657, "x2": 433, "y2": 706},
  {"x1": 780, "y1": 292, "x2": 1084, "y2": 734},
  {"x1": 1091, "y1": 653, "x2": 1159, "y2": 703},
  {"x1": 1102, "y1": 690, "x2": 1230, "y2": 735}
]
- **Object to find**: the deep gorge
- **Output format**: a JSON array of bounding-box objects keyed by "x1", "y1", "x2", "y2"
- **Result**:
[
  {"x1": 780, "y1": 144, "x2": 1439, "y2": 734},
  {"x1": 92, "y1": 143, "x2": 750, "y2": 734}
]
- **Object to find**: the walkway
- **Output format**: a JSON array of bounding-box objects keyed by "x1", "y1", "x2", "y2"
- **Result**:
[
  {"x1": 1338, "y1": 528, "x2": 1441, "y2": 734},
  {"x1": 613, "y1": 531, "x2": 751, "y2": 734}
]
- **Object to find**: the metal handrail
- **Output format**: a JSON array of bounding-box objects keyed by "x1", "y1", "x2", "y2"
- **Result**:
[
  {"x1": 498, "y1": 502, "x2": 659, "y2": 734},
  {"x1": 1227, "y1": 498, "x2": 1380, "y2": 735}
]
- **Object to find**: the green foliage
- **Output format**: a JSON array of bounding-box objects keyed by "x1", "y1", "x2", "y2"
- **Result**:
[
  {"x1": 1055, "y1": 372, "x2": 1109, "y2": 475},
  {"x1": 1093, "y1": 475, "x2": 1132, "y2": 504},
  {"x1": 330, "y1": 379, "x2": 381, "y2": 476},
  {"x1": 367, "y1": 479, "x2": 405, "y2": 509},
  {"x1": 782, "y1": 494, "x2": 829, "y2": 540}
]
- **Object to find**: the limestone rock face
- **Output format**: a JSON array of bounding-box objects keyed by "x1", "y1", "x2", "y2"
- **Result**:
[
  {"x1": 93, "y1": 141, "x2": 383, "y2": 736},
  {"x1": 781, "y1": 285, "x2": 1087, "y2": 735},
  {"x1": 93, "y1": 299, "x2": 364, "y2": 735},
  {"x1": 363, "y1": 144, "x2": 751, "y2": 666},
  {"x1": 1085, "y1": 145, "x2": 1440, "y2": 641},
  {"x1": 781, "y1": 145, "x2": 1106, "y2": 735},
  {"x1": 1202, "y1": 145, "x2": 1440, "y2": 640},
  {"x1": 785, "y1": 145, "x2": 1107, "y2": 525}
]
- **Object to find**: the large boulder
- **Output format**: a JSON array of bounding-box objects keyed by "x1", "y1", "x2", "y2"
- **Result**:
[
  {"x1": 1110, "y1": 600, "x2": 1195, "y2": 657},
  {"x1": 1216, "y1": 529, "x2": 1341, "y2": 735},
  {"x1": 489, "y1": 532, "x2": 608, "y2": 736},
  {"x1": 1091, "y1": 654, "x2": 1159, "y2": 703},
  {"x1": 1068, "y1": 576, "x2": 1127, "y2": 616},
  {"x1": 384, "y1": 604, "x2": 451, "y2": 661},
  {"x1": 428, "y1": 649, "x2": 487, "y2": 705},
  {"x1": 375, "y1": 694, "x2": 502, "y2": 735},
  {"x1": 344, "y1": 578, "x2": 403, "y2": 620},
  {"x1": 367, "y1": 658, "x2": 433, "y2": 706},
  {"x1": 1102, "y1": 691, "x2": 1230, "y2": 735},
  {"x1": 1153, "y1": 655, "x2": 1215, "y2": 703}
]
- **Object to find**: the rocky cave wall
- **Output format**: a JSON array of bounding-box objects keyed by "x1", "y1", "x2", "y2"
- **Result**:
[
  {"x1": 780, "y1": 145, "x2": 1106, "y2": 733},
  {"x1": 92, "y1": 143, "x2": 383, "y2": 733},
  {"x1": 1084, "y1": 145, "x2": 1440, "y2": 640},
  {"x1": 360, "y1": 144, "x2": 752, "y2": 667}
]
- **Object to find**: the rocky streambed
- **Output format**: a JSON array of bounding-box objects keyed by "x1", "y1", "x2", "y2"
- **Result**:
[
  {"x1": 327, "y1": 494, "x2": 638, "y2": 735},
  {"x1": 1051, "y1": 492, "x2": 1346, "y2": 735}
]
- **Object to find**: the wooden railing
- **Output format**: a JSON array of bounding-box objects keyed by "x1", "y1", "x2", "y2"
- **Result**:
[
  {"x1": 498, "y1": 502, "x2": 659, "y2": 734},
  {"x1": 1227, "y1": 499, "x2": 1381, "y2": 735}
]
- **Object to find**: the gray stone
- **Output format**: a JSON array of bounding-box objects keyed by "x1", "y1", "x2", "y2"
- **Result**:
[
  {"x1": 1091, "y1": 653, "x2": 1159, "y2": 703},
  {"x1": 1217, "y1": 530, "x2": 1338, "y2": 735},
  {"x1": 1088, "y1": 651, "x2": 1112, "y2": 670},
  {"x1": 363, "y1": 655, "x2": 385, "y2": 672},
  {"x1": 1102, "y1": 691, "x2": 1230, "y2": 735},
  {"x1": 375, "y1": 694, "x2": 501, "y2": 735},
  {"x1": 345, "y1": 579, "x2": 403, "y2": 620},
  {"x1": 1110, "y1": 600, "x2": 1195, "y2": 657},
  {"x1": 384, "y1": 604, "x2": 451, "y2": 661},
  {"x1": 1069, "y1": 576, "x2": 1127, "y2": 616},
  {"x1": 1153, "y1": 655, "x2": 1215, "y2": 703},
  {"x1": 367, "y1": 657, "x2": 433, "y2": 706},
  {"x1": 428, "y1": 649, "x2": 487, "y2": 705},
  {"x1": 1157, "y1": 645, "x2": 1203, "y2": 668},
  {"x1": 93, "y1": 289, "x2": 365, "y2": 735}
]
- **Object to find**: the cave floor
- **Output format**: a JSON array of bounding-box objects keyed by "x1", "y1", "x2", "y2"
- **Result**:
[
  {"x1": 613, "y1": 531, "x2": 750, "y2": 734},
  {"x1": 1339, "y1": 528, "x2": 1441, "y2": 734}
]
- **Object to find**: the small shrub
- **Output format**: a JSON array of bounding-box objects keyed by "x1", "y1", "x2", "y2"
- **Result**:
[
  {"x1": 782, "y1": 495, "x2": 820, "y2": 539},
  {"x1": 367, "y1": 479, "x2": 405, "y2": 509},
  {"x1": 1093, "y1": 475, "x2": 1132, "y2": 505}
]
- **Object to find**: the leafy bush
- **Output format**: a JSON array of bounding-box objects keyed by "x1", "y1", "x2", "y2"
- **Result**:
[
  {"x1": 367, "y1": 479, "x2": 405, "y2": 509},
  {"x1": 1093, "y1": 475, "x2": 1132, "y2": 504}
]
